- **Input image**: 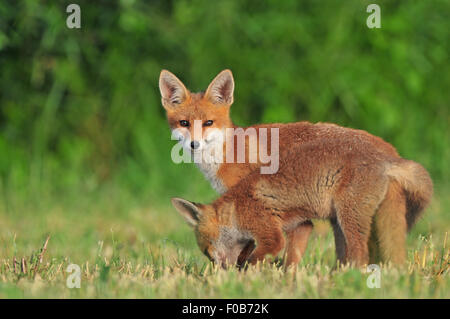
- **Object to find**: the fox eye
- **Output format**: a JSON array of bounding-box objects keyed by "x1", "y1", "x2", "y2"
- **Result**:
[
  {"x1": 203, "y1": 120, "x2": 214, "y2": 127},
  {"x1": 179, "y1": 120, "x2": 190, "y2": 127}
]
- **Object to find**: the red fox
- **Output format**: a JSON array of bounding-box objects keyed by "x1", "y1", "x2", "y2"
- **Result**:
[
  {"x1": 171, "y1": 138, "x2": 433, "y2": 268},
  {"x1": 160, "y1": 69, "x2": 432, "y2": 266}
]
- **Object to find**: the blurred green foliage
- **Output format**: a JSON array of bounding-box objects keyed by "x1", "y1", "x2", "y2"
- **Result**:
[{"x1": 0, "y1": 0, "x2": 448, "y2": 207}]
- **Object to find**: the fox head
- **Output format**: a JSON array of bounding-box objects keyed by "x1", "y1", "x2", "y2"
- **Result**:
[
  {"x1": 159, "y1": 70, "x2": 234, "y2": 154},
  {"x1": 171, "y1": 197, "x2": 256, "y2": 269}
]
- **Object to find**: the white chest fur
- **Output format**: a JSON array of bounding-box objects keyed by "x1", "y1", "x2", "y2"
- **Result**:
[
  {"x1": 193, "y1": 129, "x2": 228, "y2": 194},
  {"x1": 195, "y1": 161, "x2": 227, "y2": 194}
]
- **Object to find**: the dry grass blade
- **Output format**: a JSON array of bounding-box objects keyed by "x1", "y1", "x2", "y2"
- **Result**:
[
  {"x1": 12, "y1": 256, "x2": 17, "y2": 274},
  {"x1": 21, "y1": 257, "x2": 27, "y2": 274},
  {"x1": 39, "y1": 235, "x2": 51, "y2": 264}
]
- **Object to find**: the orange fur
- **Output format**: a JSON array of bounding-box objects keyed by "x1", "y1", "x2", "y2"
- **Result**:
[
  {"x1": 162, "y1": 69, "x2": 433, "y2": 267},
  {"x1": 172, "y1": 139, "x2": 432, "y2": 268}
]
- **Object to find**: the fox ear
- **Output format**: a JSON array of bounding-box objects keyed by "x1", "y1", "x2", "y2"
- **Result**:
[
  {"x1": 171, "y1": 197, "x2": 202, "y2": 227},
  {"x1": 205, "y1": 69, "x2": 234, "y2": 105},
  {"x1": 159, "y1": 70, "x2": 189, "y2": 109}
]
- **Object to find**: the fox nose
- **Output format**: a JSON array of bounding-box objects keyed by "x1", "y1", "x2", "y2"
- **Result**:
[{"x1": 190, "y1": 141, "x2": 200, "y2": 150}]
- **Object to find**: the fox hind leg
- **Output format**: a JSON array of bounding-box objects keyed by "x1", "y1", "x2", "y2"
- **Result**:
[{"x1": 373, "y1": 181, "x2": 407, "y2": 265}]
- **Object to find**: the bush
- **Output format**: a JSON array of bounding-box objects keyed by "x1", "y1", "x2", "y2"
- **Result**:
[{"x1": 0, "y1": 0, "x2": 448, "y2": 204}]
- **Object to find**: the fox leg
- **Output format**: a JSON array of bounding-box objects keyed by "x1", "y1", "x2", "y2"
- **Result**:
[
  {"x1": 373, "y1": 181, "x2": 407, "y2": 265},
  {"x1": 334, "y1": 214, "x2": 372, "y2": 266},
  {"x1": 330, "y1": 217, "x2": 347, "y2": 266},
  {"x1": 248, "y1": 228, "x2": 285, "y2": 265},
  {"x1": 284, "y1": 221, "x2": 314, "y2": 267},
  {"x1": 334, "y1": 195, "x2": 381, "y2": 266}
]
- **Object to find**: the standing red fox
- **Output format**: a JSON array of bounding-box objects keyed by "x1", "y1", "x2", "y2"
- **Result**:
[{"x1": 160, "y1": 69, "x2": 432, "y2": 266}]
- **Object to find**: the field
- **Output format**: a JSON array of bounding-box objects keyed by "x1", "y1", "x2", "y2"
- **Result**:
[
  {"x1": 0, "y1": 182, "x2": 448, "y2": 298},
  {"x1": 0, "y1": 1, "x2": 449, "y2": 299}
]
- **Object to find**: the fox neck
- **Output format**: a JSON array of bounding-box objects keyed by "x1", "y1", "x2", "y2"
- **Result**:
[{"x1": 194, "y1": 123, "x2": 240, "y2": 195}]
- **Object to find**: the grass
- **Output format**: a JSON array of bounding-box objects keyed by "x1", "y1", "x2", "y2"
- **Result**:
[{"x1": 0, "y1": 183, "x2": 448, "y2": 298}]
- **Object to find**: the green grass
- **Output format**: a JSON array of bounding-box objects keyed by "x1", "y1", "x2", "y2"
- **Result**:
[
  {"x1": 0, "y1": 0, "x2": 448, "y2": 299},
  {"x1": 0, "y1": 184, "x2": 448, "y2": 299}
]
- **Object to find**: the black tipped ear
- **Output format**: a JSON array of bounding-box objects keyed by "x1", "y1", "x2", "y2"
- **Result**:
[
  {"x1": 171, "y1": 197, "x2": 202, "y2": 227},
  {"x1": 205, "y1": 69, "x2": 234, "y2": 105},
  {"x1": 159, "y1": 70, "x2": 189, "y2": 109}
]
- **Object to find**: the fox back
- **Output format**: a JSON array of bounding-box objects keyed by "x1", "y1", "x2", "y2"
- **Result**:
[{"x1": 159, "y1": 69, "x2": 400, "y2": 193}]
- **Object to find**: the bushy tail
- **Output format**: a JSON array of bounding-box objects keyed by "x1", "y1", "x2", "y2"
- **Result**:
[{"x1": 386, "y1": 159, "x2": 433, "y2": 231}]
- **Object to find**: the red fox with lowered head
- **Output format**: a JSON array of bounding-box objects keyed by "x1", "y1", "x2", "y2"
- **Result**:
[{"x1": 160, "y1": 69, "x2": 432, "y2": 266}]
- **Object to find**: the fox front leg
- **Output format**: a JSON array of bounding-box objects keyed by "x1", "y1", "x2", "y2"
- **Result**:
[
  {"x1": 284, "y1": 220, "x2": 314, "y2": 267},
  {"x1": 330, "y1": 217, "x2": 347, "y2": 266},
  {"x1": 247, "y1": 229, "x2": 285, "y2": 266},
  {"x1": 334, "y1": 204, "x2": 374, "y2": 266}
]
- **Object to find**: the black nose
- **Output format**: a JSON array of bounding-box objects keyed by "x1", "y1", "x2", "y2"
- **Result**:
[{"x1": 190, "y1": 141, "x2": 200, "y2": 149}]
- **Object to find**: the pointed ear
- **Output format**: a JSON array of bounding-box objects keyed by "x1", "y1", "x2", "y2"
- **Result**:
[
  {"x1": 205, "y1": 69, "x2": 234, "y2": 105},
  {"x1": 171, "y1": 197, "x2": 202, "y2": 227},
  {"x1": 159, "y1": 70, "x2": 189, "y2": 109}
]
